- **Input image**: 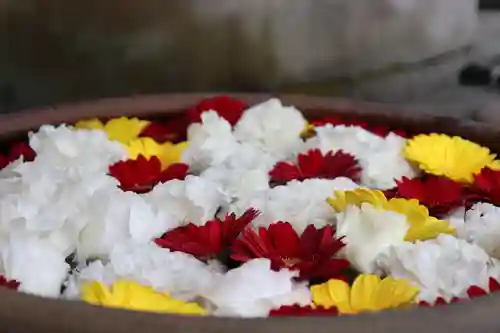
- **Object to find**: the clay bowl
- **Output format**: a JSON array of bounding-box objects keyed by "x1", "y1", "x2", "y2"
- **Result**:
[{"x1": 1, "y1": 93, "x2": 500, "y2": 333}]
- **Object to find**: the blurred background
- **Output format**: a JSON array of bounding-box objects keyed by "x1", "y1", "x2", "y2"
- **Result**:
[{"x1": 1, "y1": 0, "x2": 499, "y2": 118}]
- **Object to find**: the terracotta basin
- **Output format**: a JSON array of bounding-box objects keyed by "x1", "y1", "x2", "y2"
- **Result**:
[{"x1": 0, "y1": 94, "x2": 499, "y2": 333}]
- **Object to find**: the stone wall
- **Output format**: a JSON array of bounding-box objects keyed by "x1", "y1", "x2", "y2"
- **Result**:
[{"x1": 0, "y1": 0, "x2": 478, "y2": 111}]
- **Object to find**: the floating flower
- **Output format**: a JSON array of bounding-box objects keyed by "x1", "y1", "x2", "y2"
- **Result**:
[
  {"x1": 126, "y1": 137, "x2": 188, "y2": 168},
  {"x1": 0, "y1": 275, "x2": 20, "y2": 290},
  {"x1": 390, "y1": 176, "x2": 464, "y2": 217},
  {"x1": 403, "y1": 134, "x2": 500, "y2": 183},
  {"x1": 233, "y1": 98, "x2": 307, "y2": 160},
  {"x1": 460, "y1": 203, "x2": 500, "y2": 259},
  {"x1": 468, "y1": 167, "x2": 500, "y2": 205},
  {"x1": 202, "y1": 259, "x2": 311, "y2": 317},
  {"x1": 311, "y1": 115, "x2": 407, "y2": 138},
  {"x1": 81, "y1": 280, "x2": 207, "y2": 315},
  {"x1": 310, "y1": 274, "x2": 419, "y2": 314},
  {"x1": 231, "y1": 222, "x2": 349, "y2": 281},
  {"x1": 328, "y1": 189, "x2": 455, "y2": 241},
  {"x1": 269, "y1": 149, "x2": 361, "y2": 184},
  {"x1": 139, "y1": 118, "x2": 190, "y2": 143},
  {"x1": 182, "y1": 111, "x2": 240, "y2": 173},
  {"x1": 109, "y1": 155, "x2": 189, "y2": 193},
  {"x1": 269, "y1": 304, "x2": 338, "y2": 316},
  {"x1": 0, "y1": 142, "x2": 36, "y2": 169},
  {"x1": 155, "y1": 208, "x2": 260, "y2": 260},
  {"x1": 232, "y1": 178, "x2": 360, "y2": 234},
  {"x1": 335, "y1": 204, "x2": 408, "y2": 273},
  {"x1": 187, "y1": 95, "x2": 248, "y2": 126},
  {"x1": 376, "y1": 235, "x2": 495, "y2": 302},
  {"x1": 75, "y1": 117, "x2": 150, "y2": 144}
]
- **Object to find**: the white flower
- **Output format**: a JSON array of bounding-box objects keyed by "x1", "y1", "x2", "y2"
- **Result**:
[
  {"x1": 201, "y1": 143, "x2": 276, "y2": 201},
  {"x1": 336, "y1": 203, "x2": 408, "y2": 273},
  {"x1": 230, "y1": 178, "x2": 360, "y2": 233},
  {"x1": 182, "y1": 112, "x2": 239, "y2": 173},
  {"x1": 459, "y1": 203, "x2": 500, "y2": 259},
  {"x1": 234, "y1": 99, "x2": 306, "y2": 160},
  {"x1": 359, "y1": 133, "x2": 418, "y2": 189},
  {"x1": 146, "y1": 175, "x2": 228, "y2": 226},
  {"x1": 202, "y1": 259, "x2": 311, "y2": 317},
  {"x1": 306, "y1": 126, "x2": 416, "y2": 189},
  {"x1": 68, "y1": 242, "x2": 217, "y2": 302},
  {"x1": 29, "y1": 125, "x2": 126, "y2": 179},
  {"x1": 62, "y1": 260, "x2": 118, "y2": 300},
  {"x1": 305, "y1": 124, "x2": 383, "y2": 159},
  {"x1": 77, "y1": 186, "x2": 174, "y2": 261},
  {"x1": 376, "y1": 234, "x2": 495, "y2": 302},
  {"x1": 1, "y1": 233, "x2": 69, "y2": 297}
]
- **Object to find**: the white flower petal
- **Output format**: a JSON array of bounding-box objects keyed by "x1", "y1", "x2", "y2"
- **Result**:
[{"x1": 336, "y1": 203, "x2": 408, "y2": 273}]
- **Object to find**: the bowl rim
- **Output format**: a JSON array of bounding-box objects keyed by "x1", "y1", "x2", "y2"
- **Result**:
[{"x1": 1, "y1": 93, "x2": 500, "y2": 333}]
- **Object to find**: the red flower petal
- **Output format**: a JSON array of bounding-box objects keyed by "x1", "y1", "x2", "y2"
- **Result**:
[
  {"x1": 391, "y1": 175, "x2": 465, "y2": 217},
  {"x1": 311, "y1": 116, "x2": 407, "y2": 138},
  {"x1": 468, "y1": 167, "x2": 500, "y2": 206},
  {"x1": 187, "y1": 96, "x2": 248, "y2": 126},
  {"x1": 231, "y1": 222, "x2": 348, "y2": 281},
  {"x1": 419, "y1": 297, "x2": 461, "y2": 307},
  {"x1": 467, "y1": 285, "x2": 488, "y2": 298},
  {"x1": 269, "y1": 149, "x2": 361, "y2": 185},
  {"x1": 109, "y1": 156, "x2": 189, "y2": 193},
  {"x1": 0, "y1": 141, "x2": 36, "y2": 170},
  {"x1": 489, "y1": 277, "x2": 500, "y2": 292},
  {"x1": 139, "y1": 118, "x2": 190, "y2": 143},
  {"x1": 269, "y1": 305, "x2": 338, "y2": 317},
  {"x1": 0, "y1": 275, "x2": 20, "y2": 290},
  {"x1": 155, "y1": 208, "x2": 260, "y2": 260}
]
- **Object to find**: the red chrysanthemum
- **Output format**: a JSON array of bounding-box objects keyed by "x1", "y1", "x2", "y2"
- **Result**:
[
  {"x1": 231, "y1": 222, "x2": 349, "y2": 281},
  {"x1": 269, "y1": 149, "x2": 361, "y2": 185},
  {"x1": 467, "y1": 167, "x2": 500, "y2": 206},
  {"x1": 155, "y1": 208, "x2": 260, "y2": 260},
  {"x1": 0, "y1": 142, "x2": 36, "y2": 170},
  {"x1": 0, "y1": 275, "x2": 20, "y2": 290},
  {"x1": 139, "y1": 118, "x2": 190, "y2": 143},
  {"x1": 187, "y1": 96, "x2": 248, "y2": 126},
  {"x1": 269, "y1": 305, "x2": 338, "y2": 317},
  {"x1": 109, "y1": 155, "x2": 189, "y2": 193},
  {"x1": 311, "y1": 115, "x2": 407, "y2": 138},
  {"x1": 390, "y1": 176, "x2": 465, "y2": 217}
]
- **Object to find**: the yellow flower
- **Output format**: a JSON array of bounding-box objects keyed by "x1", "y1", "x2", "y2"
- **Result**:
[
  {"x1": 328, "y1": 189, "x2": 455, "y2": 241},
  {"x1": 327, "y1": 188, "x2": 387, "y2": 211},
  {"x1": 81, "y1": 280, "x2": 206, "y2": 315},
  {"x1": 300, "y1": 121, "x2": 317, "y2": 139},
  {"x1": 404, "y1": 133, "x2": 499, "y2": 183},
  {"x1": 384, "y1": 198, "x2": 455, "y2": 241},
  {"x1": 126, "y1": 138, "x2": 188, "y2": 168},
  {"x1": 310, "y1": 274, "x2": 419, "y2": 314},
  {"x1": 75, "y1": 117, "x2": 150, "y2": 144}
]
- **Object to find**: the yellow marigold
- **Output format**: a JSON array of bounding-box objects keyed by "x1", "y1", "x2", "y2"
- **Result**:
[
  {"x1": 81, "y1": 280, "x2": 206, "y2": 315},
  {"x1": 126, "y1": 138, "x2": 188, "y2": 168},
  {"x1": 310, "y1": 274, "x2": 419, "y2": 314},
  {"x1": 75, "y1": 117, "x2": 150, "y2": 144},
  {"x1": 328, "y1": 189, "x2": 455, "y2": 241},
  {"x1": 404, "y1": 133, "x2": 500, "y2": 183}
]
